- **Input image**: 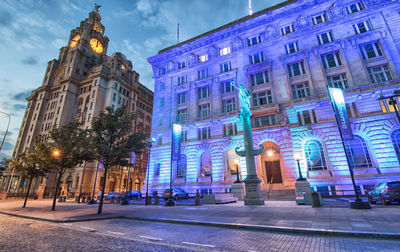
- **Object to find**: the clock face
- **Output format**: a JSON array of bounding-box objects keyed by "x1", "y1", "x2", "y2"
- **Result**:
[
  {"x1": 69, "y1": 34, "x2": 80, "y2": 48},
  {"x1": 121, "y1": 64, "x2": 126, "y2": 70},
  {"x1": 89, "y1": 38, "x2": 103, "y2": 54}
]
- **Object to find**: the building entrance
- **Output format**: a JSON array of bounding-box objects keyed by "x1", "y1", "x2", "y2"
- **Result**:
[{"x1": 265, "y1": 161, "x2": 282, "y2": 184}]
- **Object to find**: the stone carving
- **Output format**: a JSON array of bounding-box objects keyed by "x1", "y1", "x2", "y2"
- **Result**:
[
  {"x1": 207, "y1": 46, "x2": 218, "y2": 58},
  {"x1": 168, "y1": 60, "x2": 175, "y2": 71},
  {"x1": 265, "y1": 26, "x2": 277, "y2": 41},
  {"x1": 232, "y1": 36, "x2": 244, "y2": 51},
  {"x1": 296, "y1": 15, "x2": 309, "y2": 29},
  {"x1": 230, "y1": 81, "x2": 252, "y2": 114}
]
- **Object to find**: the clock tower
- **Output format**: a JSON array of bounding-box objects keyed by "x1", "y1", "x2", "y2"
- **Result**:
[{"x1": 9, "y1": 7, "x2": 154, "y2": 200}]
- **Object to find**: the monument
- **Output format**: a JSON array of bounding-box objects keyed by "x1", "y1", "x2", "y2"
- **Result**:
[{"x1": 230, "y1": 81, "x2": 264, "y2": 205}]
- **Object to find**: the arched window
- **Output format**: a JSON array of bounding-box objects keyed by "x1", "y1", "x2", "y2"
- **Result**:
[
  {"x1": 177, "y1": 154, "x2": 187, "y2": 178},
  {"x1": 391, "y1": 129, "x2": 400, "y2": 163},
  {"x1": 200, "y1": 151, "x2": 212, "y2": 177},
  {"x1": 226, "y1": 149, "x2": 240, "y2": 175},
  {"x1": 344, "y1": 135, "x2": 373, "y2": 169},
  {"x1": 304, "y1": 140, "x2": 327, "y2": 171}
]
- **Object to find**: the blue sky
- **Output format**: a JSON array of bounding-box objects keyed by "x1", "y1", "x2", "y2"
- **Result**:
[{"x1": 0, "y1": 0, "x2": 284, "y2": 158}]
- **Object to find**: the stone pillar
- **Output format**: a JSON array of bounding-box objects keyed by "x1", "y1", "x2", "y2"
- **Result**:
[
  {"x1": 36, "y1": 184, "x2": 46, "y2": 200},
  {"x1": 295, "y1": 180, "x2": 312, "y2": 205},
  {"x1": 231, "y1": 182, "x2": 244, "y2": 200}
]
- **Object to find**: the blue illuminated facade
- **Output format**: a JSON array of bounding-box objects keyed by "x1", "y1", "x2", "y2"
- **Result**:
[{"x1": 146, "y1": 0, "x2": 400, "y2": 196}]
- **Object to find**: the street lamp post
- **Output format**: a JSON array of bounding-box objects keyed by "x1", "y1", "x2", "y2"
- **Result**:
[
  {"x1": 295, "y1": 155, "x2": 305, "y2": 181},
  {"x1": 51, "y1": 149, "x2": 61, "y2": 211},
  {"x1": 145, "y1": 138, "x2": 156, "y2": 205},
  {"x1": 234, "y1": 159, "x2": 241, "y2": 183},
  {"x1": 0, "y1": 110, "x2": 11, "y2": 152}
]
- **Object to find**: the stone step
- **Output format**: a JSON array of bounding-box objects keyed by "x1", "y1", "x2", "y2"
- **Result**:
[{"x1": 262, "y1": 189, "x2": 296, "y2": 201}]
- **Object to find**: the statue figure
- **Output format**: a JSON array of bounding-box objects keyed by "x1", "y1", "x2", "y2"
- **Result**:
[
  {"x1": 230, "y1": 81, "x2": 252, "y2": 113},
  {"x1": 94, "y1": 3, "x2": 102, "y2": 12}
]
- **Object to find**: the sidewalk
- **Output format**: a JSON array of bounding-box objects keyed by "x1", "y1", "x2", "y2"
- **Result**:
[{"x1": 0, "y1": 199, "x2": 399, "y2": 239}]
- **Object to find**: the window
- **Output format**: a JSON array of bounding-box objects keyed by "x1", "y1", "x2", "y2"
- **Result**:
[
  {"x1": 281, "y1": 24, "x2": 294, "y2": 35},
  {"x1": 226, "y1": 149, "x2": 240, "y2": 175},
  {"x1": 346, "y1": 2, "x2": 364, "y2": 14},
  {"x1": 250, "y1": 71, "x2": 269, "y2": 86},
  {"x1": 177, "y1": 76, "x2": 187, "y2": 85},
  {"x1": 317, "y1": 31, "x2": 334, "y2": 45},
  {"x1": 177, "y1": 92, "x2": 186, "y2": 105},
  {"x1": 297, "y1": 109, "x2": 317, "y2": 125},
  {"x1": 391, "y1": 129, "x2": 400, "y2": 163},
  {"x1": 321, "y1": 52, "x2": 342, "y2": 69},
  {"x1": 220, "y1": 62, "x2": 232, "y2": 73},
  {"x1": 199, "y1": 54, "x2": 208, "y2": 63},
  {"x1": 87, "y1": 113, "x2": 91, "y2": 122},
  {"x1": 344, "y1": 135, "x2": 373, "y2": 169},
  {"x1": 198, "y1": 127, "x2": 211, "y2": 140},
  {"x1": 159, "y1": 67, "x2": 166, "y2": 75},
  {"x1": 353, "y1": 20, "x2": 372, "y2": 34},
  {"x1": 247, "y1": 35, "x2": 261, "y2": 46},
  {"x1": 159, "y1": 82, "x2": 165, "y2": 90},
  {"x1": 380, "y1": 96, "x2": 399, "y2": 114},
  {"x1": 176, "y1": 109, "x2": 187, "y2": 122},
  {"x1": 198, "y1": 86, "x2": 210, "y2": 99},
  {"x1": 223, "y1": 123, "x2": 238, "y2": 137},
  {"x1": 159, "y1": 97, "x2": 164, "y2": 108},
  {"x1": 200, "y1": 151, "x2": 212, "y2": 177},
  {"x1": 249, "y1": 52, "x2": 264, "y2": 64},
  {"x1": 198, "y1": 104, "x2": 210, "y2": 118},
  {"x1": 177, "y1": 154, "x2": 187, "y2": 178},
  {"x1": 360, "y1": 42, "x2": 383, "y2": 59},
  {"x1": 304, "y1": 140, "x2": 328, "y2": 171},
  {"x1": 154, "y1": 163, "x2": 160, "y2": 176},
  {"x1": 287, "y1": 61, "x2": 306, "y2": 77},
  {"x1": 181, "y1": 130, "x2": 188, "y2": 142},
  {"x1": 368, "y1": 65, "x2": 392, "y2": 83},
  {"x1": 222, "y1": 99, "x2": 236, "y2": 113},
  {"x1": 252, "y1": 114, "x2": 276, "y2": 127},
  {"x1": 112, "y1": 93, "x2": 116, "y2": 102},
  {"x1": 198, "y1": 69, "x2": 208, "y2": 79},
  {"x1": 253, "y1": 91, "x2": 273, "y2": 106},
  {"x1": 285, "y1": 41, "x2": 299, "y2": 54},
  {"x1": 292, "y1": 82, "x2": 311, "y2": 99},
  {"x1": 219, "y1": 46, "x2": 231, "y2": 56},
  {"x1": 327, "y1": 74, "x2": 349, "y2": 89},
  {"x1": 221, "y1": 80, "x2": 235, "y2": 93},
  {"x1": 178, "y1": 61, "x2": 186, "y2": 69},
  {"x1": 312, "y1": 13, "x2": 328, "y2": 25}
]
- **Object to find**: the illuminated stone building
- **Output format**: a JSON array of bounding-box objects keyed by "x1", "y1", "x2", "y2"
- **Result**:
[
  {"x1": 146, "y1": 0, "x2": 400, "y2": 197},
  {"x1": 0, "y1": 9, "x2": 153, "y2": 198}
]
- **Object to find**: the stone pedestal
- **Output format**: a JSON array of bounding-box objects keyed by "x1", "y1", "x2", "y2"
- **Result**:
[
  {"x1": 231, "y1": 182, "x2": 244, "y2": 201},
  {"x1": 36, "y1": 184, "x2": 46, "y2": 200},
  {"x1": 244, "y1": 178, "x2": 265, "y2": 205},
  {"x1": 295, "y1": 180, "x2": 312, "y2": 205}
]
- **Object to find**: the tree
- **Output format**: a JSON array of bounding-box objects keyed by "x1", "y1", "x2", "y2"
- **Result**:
[
  {"x1": 91, "y1": 106, "x2": 146, "y2": 214},
  {"x1": 3, "y1": 143, "x2": 50, "y2": 208},
  {"x1": 48, "y1": 122, "x2": 93, "y2": 211}
]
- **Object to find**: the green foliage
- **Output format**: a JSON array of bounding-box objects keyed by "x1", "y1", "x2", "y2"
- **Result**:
[
  {"x1": 49, "y1": 122, "x2": 94, "y2": 176},
  {"x1": 91, "y1": 106, "x2": 146, "y2": 168},
  {"x1": 3, "y1": 142, "x2": 50, "y2": 179}
]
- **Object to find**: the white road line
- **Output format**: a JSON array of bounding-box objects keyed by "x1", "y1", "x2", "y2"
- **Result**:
[
  {"x1": 62, "y1": 223, "x2": 72, "y2": 226},
  {"x1": 106, "y1": 231, "x2": 125, "y2": 236},
  {"x1": 182, "y1": 241, "x2": 216, "y2": 248},
  {"x1": 139, "y1": 235, "x2": 164, "y2": 241},
  {"x1": 79, "y1": 226, "x2": 95, "y2": 230},
  {"x1": 248, "y1": 250, "x2": 258, "y2": 252}
]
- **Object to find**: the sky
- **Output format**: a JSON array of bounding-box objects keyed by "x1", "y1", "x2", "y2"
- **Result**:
[{"x1": 0, "y1": 0, "x2": 285, "y2": 159}]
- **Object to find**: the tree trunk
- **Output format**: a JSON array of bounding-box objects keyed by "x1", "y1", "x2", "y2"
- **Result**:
[
  {"x1": 97, "y1": 164, "x2": 108, "y2": 214},
  {"x1": 22, "y1": 177, "x2": 33, "y2": 208},
  {"x1": 52, "y1": 172, "x2": 62, "y2": 211}
]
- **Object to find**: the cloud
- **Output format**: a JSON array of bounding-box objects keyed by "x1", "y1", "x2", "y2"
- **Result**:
[
  {"x1": 12, "y1": 90, "x2": 32, "y2": 101},
  {"x1": 0, "y1": 131, "x2": 13, "y2": 137},
  {"x1": 22, "y1": 56, "x2": 38, "y2": 65},
  {"x1": 0, "y1": 141, "x2": 14, "y2": 151},
  {"x1": 12, "y1": 104, "x2": 26, "y2": 111},
  {"x1": 0, "y1": 10, "x2": 12, "y2": 26}
]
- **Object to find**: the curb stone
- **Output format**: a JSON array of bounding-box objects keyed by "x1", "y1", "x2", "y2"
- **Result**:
[{"x1": 1, "y1": 210, "x2": 400, "y2": 240}]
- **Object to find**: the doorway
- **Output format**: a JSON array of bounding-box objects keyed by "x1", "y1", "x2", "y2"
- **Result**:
[{"x1": 265, "y1": 161, "x2": 282, "y2": 184}]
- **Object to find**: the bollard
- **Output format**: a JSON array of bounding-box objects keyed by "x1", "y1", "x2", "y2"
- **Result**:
[
  {"x1": 116, "y1": 196, "x2": 121, "y2": 204},
  {"x1": 110, "y1": 197, "x2": 115, "y2": 204},
  {"x1": 154, "y1": 195, "x2": 159, "y2": 205},
  {"x1": 87, "y1": 196, "x2": 91, "y2": 202},
  {"x1": 195, "y1": 193, "x2": 200, "y2": 206},
  {"x1": 311, "y1": 192, "x2": 321, "y2": 207},
  {"x1": 146, "y1": 196, "x2": 152, "y2": 205},
  {"x1": 81, "y1": 196, "x2": 86, "y2": 203}
]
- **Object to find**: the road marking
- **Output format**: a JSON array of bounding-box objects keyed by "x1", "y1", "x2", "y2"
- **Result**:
[
  {"x1": 106, "y1": 231, "x2": 125, "y2": 236},
  {"x1": 139, "y1": 235, "x2": 164, "y2": 241},
  {"x1": 62, "y1": 223, "x2": 72, "y2": 226},
  {"x1": 248, "y1": 250, "x2": 258, "y2": 252},
  {"x1": 79, "y1": 226, "x2": 95, "y2": 230},
  {"x1": 182, "y1": 241, "x2": 216, "y2": 248}
]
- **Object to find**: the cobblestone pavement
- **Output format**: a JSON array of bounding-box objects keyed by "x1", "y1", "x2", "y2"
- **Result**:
[{"x1": 1, "y1": 213, "x2": 400, "y2": 252}]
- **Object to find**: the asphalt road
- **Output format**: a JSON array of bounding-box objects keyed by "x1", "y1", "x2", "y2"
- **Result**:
[{"x1": 1, "y1": 213, "x2": 400, "y2": 252}]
